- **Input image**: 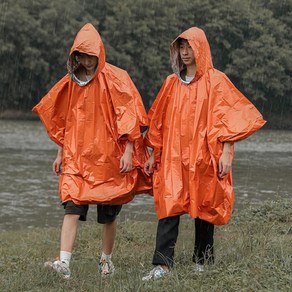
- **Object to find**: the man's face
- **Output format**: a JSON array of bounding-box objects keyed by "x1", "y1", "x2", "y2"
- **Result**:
[
  {"x1": 76, "y1": 53, "x2": 98, "y2": 72},
  {"x1": 179, "y1": 39, "x2": 196, "y2": 66}
]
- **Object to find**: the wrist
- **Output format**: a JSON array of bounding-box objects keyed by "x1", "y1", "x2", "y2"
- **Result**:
[
  {"x1": 223, "y1": 142, "x2": 232, "y2": 154},
  {"x1": 124, "y1": 149, "x2": 133, "y2": 155},
  {"x1": 125, "y1": 141, "x2": 134, "y2": 153}
]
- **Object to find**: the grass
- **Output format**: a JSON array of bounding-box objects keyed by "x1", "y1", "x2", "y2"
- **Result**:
[{"x1": 0, "y1": 199, "x2": 291, "y2": 292}]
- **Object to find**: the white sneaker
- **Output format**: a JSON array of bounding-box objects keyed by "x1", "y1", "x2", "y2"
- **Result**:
[
  {"x1": 142, "y1": 265, "x2": 169, "y2": 281},
  {"x1": 44, "y1": 259, "x2": 71, "y2": 279},
  {"x1": 193, "y1": 263, "x2": 204, "y2": 273},
  {"x1": 98, "y1": 258, "x2": 115, "y2": 276}
]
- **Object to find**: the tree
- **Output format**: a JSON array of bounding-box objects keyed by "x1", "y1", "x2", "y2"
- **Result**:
[
  {"x1": 0, "y1": 0, "x2": 95, "y2": 110},
  {"x1": 225, "y1": 3, "x2": 291, "y2": 128},
  {"x1": 0, "y1": 0, "x2": 290, "y2": 128}
]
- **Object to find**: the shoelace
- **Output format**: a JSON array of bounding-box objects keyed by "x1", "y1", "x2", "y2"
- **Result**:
[{"x1": 100, "y1": 259, "x2": 110, "y2": 274}]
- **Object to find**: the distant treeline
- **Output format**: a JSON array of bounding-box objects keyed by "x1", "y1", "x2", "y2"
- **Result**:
[{"x1": 0, "y1": 0, "x2": 291, "y2": 128}]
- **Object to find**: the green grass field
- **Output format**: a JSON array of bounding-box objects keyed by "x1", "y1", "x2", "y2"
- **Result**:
[{"x1": 0, "y1": 199, "x2": 291, "y2": 292}]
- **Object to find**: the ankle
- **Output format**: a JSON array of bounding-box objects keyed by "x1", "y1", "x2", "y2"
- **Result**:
[
  {"x1": 160, "y1": 265, "x2": 170, "y2": 272},
  {"x1": 60, "y1": 251, "x2": 72, "y2": 266},
  {"x1": 100, "y1": 252, "x2": 112, "y2": 261}
]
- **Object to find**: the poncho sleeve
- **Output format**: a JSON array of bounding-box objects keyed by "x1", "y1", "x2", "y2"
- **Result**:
[
  {"x1": 207, "y1": 71, "x2": 266, "y2": 147},
  {"x1": 145, "y1": 77, "x2": 173, "y2": 162},
  {"x1": 32, "y1": 76, "x2": 70, "y2": 146},
  {"x1": 128, "y1": 77, "x2": 149, "y2": 129},
  {"x1": 107, "y1": 71, "x2": 147, "y2": 142}
]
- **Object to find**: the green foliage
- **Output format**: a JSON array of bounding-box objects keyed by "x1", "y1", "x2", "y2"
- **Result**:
[
  {"x1": 0, "y1": 0, "x2": 96, "y2": 109},
  {"x1": 101, "y1": 0, "x2": 180, "y2": 105},
  {"x1": 225, "y1": 2, "x2": 292, "y2": 113},
  {"x1": 0, "y1": 0, "x2": 291, "y2": 127}
]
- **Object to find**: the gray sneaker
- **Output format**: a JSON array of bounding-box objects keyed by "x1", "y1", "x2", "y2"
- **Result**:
[
  {"x1": 44, "y1": 259, "x2": 71, "y2": 279},
  {"x1": 142, "y1": 265, "x2": 169, "y2": 281},
  {"x1": 193, "y1": 263, "x2": 204, "y2": 273},
  {"x1": 98, "y1": 258, "x2": 115, "y2": 276}
]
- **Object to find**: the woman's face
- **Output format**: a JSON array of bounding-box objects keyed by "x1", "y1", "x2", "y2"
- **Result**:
[{"x1": 76, "y1": 53, "x2": 98, "y2": 73}]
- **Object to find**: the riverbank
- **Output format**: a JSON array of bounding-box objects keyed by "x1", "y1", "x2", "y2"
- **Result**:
[
  {"x1": 0, "y1": 110, "x2": 38, "y2": 120},
  {"x1": 0, "y1": 199, "x2": 291, "y2": 291}
]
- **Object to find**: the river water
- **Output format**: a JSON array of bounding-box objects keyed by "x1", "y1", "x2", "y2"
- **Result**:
[{"x1": 0, "y1": 120, "x2": 291, "y2": 231}]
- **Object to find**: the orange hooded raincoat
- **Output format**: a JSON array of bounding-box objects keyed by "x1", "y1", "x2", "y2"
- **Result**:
[
  {"x1": 33, "y1": 23, "x2": 151, "y2": 205},
  {"x1": 146, "y1": 27, "x2": 266, "y2": 225}
]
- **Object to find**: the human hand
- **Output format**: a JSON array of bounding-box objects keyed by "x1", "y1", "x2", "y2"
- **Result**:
[
  {"x1": 52, "y1": 155, "x2": 62, "y2": 176},
  {"x1": 52, "y1": 147, "x2": 63, "y2": 176},
  {"x1": 218, "y1": 152, "x2": 231, "y2": 178},
  {"x1": 144, "y1": 152, "x2": 155, "y2": 176},
  {"x1": 120, "y1": 150, "x2": 133, "y2": 173}
]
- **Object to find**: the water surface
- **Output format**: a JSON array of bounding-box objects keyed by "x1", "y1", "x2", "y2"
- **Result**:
[{"x1": 0, "y1": 120, "x2": 291, "y2": 231}]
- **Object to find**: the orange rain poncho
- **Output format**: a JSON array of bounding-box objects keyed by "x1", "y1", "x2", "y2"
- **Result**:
[
  {"x1": 146, "y1": 27, "x2": 266, "y2": 225},
  {"x1": 33, "y1": 23, "x2": 151, "y2": 205}
]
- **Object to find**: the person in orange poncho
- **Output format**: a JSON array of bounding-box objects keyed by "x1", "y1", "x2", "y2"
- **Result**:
[
  {"x1": 32, "y1": 23, "x2": 151, "y2": 279},
  {"x1": 142, "y1": 27, "x2": 266, "y2": 280}
]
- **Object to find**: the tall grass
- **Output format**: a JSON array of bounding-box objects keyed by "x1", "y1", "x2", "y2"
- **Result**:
[{"x1": 0, "y1": 199, "x2": 291, "y2": 291}]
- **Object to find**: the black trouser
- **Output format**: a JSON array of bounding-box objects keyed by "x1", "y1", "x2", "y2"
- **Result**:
[{"x1": 152, "y1": 216, "x2": 214, "y2": 267}]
